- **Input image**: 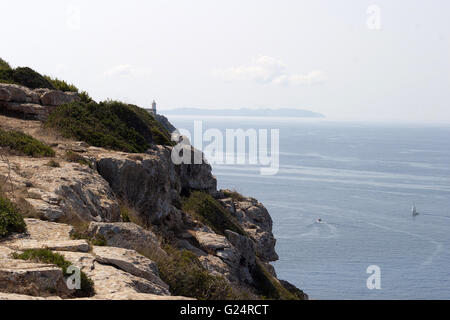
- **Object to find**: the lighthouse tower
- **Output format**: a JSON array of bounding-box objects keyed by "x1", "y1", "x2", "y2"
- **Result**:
[{"x1": 151, "y1": 100, "x2": 157, "y2": 115}]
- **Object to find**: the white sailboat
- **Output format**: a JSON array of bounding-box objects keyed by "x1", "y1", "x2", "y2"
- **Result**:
[{"x1": 412, "y1": 204, "x2": 419, "y2": 216}]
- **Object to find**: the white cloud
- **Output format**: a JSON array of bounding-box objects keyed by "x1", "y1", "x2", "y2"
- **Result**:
[
  {"x1": 104, "y1": 64, "x2": 150, "y2": 77},
  {"x1": 213, "y1": 55, "x2": 327, "y2": 86}
]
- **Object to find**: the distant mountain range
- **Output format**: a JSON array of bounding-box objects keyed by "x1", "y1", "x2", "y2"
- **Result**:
[{"x1": 161, "y1": 108, "x2": 325, "y2": 118}]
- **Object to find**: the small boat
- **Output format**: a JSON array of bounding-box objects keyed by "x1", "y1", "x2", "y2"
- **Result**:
[
  {"x1": 412, "y1": 204, "x2": 419, "y2": 216},
  {"x1": 316, "y1": 218, "x2": 323, "y2": 223}
]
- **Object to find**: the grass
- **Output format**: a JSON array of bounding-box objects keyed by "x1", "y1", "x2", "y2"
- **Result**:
[
  {"x1": 0, "y1": 128, "x2": 55, "y2": 157},
  {"x1": 0, "y1": 192, "x2": 27, "y2": 238},
  {"x1": 12, "y1": 248, "x2": 95, "y2": 297},
  {"x1": 223, "y1": 189, "x2": 246, "y2": 201},
  {"x1": 182, "y1": 191, "x2": 245, "y2": 236},
  {"x1": 45, "y1": 100, "x2": 173, "y2": 153}
]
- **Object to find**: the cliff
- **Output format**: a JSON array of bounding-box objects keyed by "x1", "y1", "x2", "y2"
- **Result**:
[{"x1": 0, "y1": 63, "x2": 307, "y2": 300}]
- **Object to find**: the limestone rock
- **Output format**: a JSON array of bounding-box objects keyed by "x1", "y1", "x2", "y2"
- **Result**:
[
  {"x1": 216, "y1": 191, "x2": 278, "y2": 262},
  {"x1": 198, "y1": 254, "x2": 231, "y2": 278},
  {"x1": 0, "y1": 102, "x2": 49, "y2": 120},
  {"x1": 92, "y1": 246, "x2": 168, "y2": 291},
  {"x1": 88, "y1": 222, "x2": 166, "y2": 258},
  {"x1": 192, "y1": 231, "x2": 231, "y2": 252},
  {"x1": 0, "y1": 88, "x2": 11, "y2": 101},
  {"x1": 0, "y1": 259, "x2": 69, "y2": 297},
  {"x1": 23, "y1": 219, "x2": 73, "y2": 241},
  {"x1": 0, "y1": 84, "x2": 29, "y2": 102},
  {"x1": 0, "y1": 158, "x2": 121, "y2": 223},
  {"x1": 225, "y1": 230, "x2": 256, "y2": 267},
  {"x1": 5, "y1": 239, "x2": 90, "y2": 252},
  {"x1": 0, "y1": 246, "x2": 14, "y2": 259},
  {"x1": 39, "y1": 90, "x2": 79, "y2": 106},
  {"x1": 0, "y1": 83, "x2": 79, "y2": 120},
  {"x1": 0, "y1": 293, "x2": 62, "y2": 300},
  {"x1": 91, "y1": 292, "x2": 193, "y2": 300},
  {"x1": 92, "y1": 146, "x2": 217, "y2": 226},
  {"x1": 60, "y1": 251, "x2": 169, "y2": 296}
]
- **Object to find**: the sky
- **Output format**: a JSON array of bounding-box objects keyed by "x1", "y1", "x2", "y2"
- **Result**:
[{"x1": 1, "y1": 0, "x2": 449, "y2": 123}]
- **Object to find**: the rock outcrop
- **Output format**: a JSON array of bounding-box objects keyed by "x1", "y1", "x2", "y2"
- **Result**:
[
  {"x1": 0, "y1": 219, "x2": 177, "y2": 300},
  {"x1": 0, "y1": 157, "x2": 120, "y2": 223},
  {"x1": 92, "y1": 146, "x2": 217, "y2": 226},
  {"x1": 0, "y1": 83, "x2": 79, "y2": 120},
  {"x1": 215, "y1": 191, "x2": 279, "y2": 262},
  {"x1": 87, "y1": 222, "x2": 166, "y2": 259}
]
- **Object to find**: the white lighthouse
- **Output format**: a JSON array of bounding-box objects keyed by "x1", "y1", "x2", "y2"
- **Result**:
[{"x1": 151, "y1": 100, "x2": 157, "y2": 115}]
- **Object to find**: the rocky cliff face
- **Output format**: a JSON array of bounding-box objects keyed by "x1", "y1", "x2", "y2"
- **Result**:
[
  {"x1": 0, "y1": 83, "x2": 80, "y2": 120},
  {"x1": 0, "y1": 98, "x2": 306, "y2": 300}
]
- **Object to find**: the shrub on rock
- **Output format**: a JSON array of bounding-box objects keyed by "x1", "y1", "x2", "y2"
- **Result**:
[{"x1": 0, "y1": 193, "x2": 27, "y2": 238}]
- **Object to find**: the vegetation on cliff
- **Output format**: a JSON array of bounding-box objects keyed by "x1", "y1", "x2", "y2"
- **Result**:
[
  {"x1": 12, "y1": 248, "x2": 95, "y2": 297},
  {"x1": 182, "y1": 191, "x2": 245, "y2": 236},
  {"x1": 156, "y1": 245, "x2": 238, "y2": 300},
  {"x1": 0, "y1": 193, "x2": 27, "y2": 238},
  {"x1": 0, "y1": 58, "x2": 77, "y2": 92},
  {"x1": 45, "y1": 100, "x2": 173, "y2": 152},
  {"x1": 0, "y1": 128, "x2": 55, "y2": 157}
]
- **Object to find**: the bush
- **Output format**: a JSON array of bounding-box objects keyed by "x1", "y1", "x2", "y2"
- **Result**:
[
  {"x1": 79, "y1": 91, "x2": 93, "y2": 103},
  {"x1": 223, "y1": 189, "x2": 245, "y2": 201},
  {"x1": 182, "y1": 191, "x2": 245, "y2": 236},
  {"x1": 64, "y1": 151, "x2": 91, "y2": 167},
  {"x1": 45, "y1": 100, "x2": 173, "y2": 153},
  {"x1": 156, "y1": 245, "x2": 237, "y2": 300},
  {"x1": 0, "y1": 128, "x2": 55, "y2": 157},
  {"x1": 46, "y1": 160, "x2": 61, "y2": 168},
  {"x1": 0, "y1": 193, "x2": 27, "y2": 238},
  {"x1": 11, "y1": 67, "x2": 55, "y2": 89},
  {"x1": 250, "y1": 259, "x2": 298, "y2": 300},
  {"x1": 0, "y1": 58, "x2": 11, "y2": 70},
  {"x1": 90, "y1": 234, "x2": 107, "y2": 246},
  {"x1": 44, "y1": 76, "x2": 78, "y2": 92},
  {"x1": 12, "y1": 248, "x2": 95, "y2": 297}
]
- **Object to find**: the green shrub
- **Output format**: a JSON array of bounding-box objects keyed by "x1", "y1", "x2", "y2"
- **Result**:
[
  {"x1": 90, "y1": 234, "x2": 107, "y2": 246},
  {"x1": 46, "y1": 160, "x2": 61, "y2": 168},
  {"x1": 64, "y1": 151, "x2": 91, "y2": 167},
  {"x1": 0, "y1": 193, "x2": 27, "y2": 238},
  {"x1": 44, "y1": 76, "x2": 78, "y2": 92},
  {"x1": 156, "y1": 245, "x2": 237, "y2": 300},
  {"x1": 45, "y1": 100, "x2": 173, "y2": 153},
  {"x1": 12, "y1": 248, "x2": 95, "y2": 297},
  {"x1": 79, "y1": 91, "x2": 93, "y2": 103},
  {"x1": 250, "y1": 259, "x2": 298, "y2": 300},
  {"x1": 182, "y1": 191, "x2": 245, "y2": 236},
  {"x1": 120, "y1": 205, "x2": 131, "y2": 222},
  {"x1": 11, "y1": 67, "x2": 55, "y2": 89},
  {"x1": 0, "y1": 58, "x2": 11, "y2": 70},
  {"x1": 0, "y1": 128, "x2": 55, "y2": 157}
]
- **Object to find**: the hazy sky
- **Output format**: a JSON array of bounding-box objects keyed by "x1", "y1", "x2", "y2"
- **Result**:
[{"x1": 2, "y1": 0, "x2": 449, "y2": 122}]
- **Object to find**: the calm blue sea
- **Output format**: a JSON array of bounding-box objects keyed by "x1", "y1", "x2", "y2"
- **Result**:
[{"x1": 168, "y1": 115, "x2": 450, "y2": 299}]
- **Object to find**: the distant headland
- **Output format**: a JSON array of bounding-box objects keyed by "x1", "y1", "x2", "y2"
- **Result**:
[{"x1": 161, "y1": 108, "x2": 325, "y2": 118}]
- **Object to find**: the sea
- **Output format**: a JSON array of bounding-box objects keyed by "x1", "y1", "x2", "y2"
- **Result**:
[{"x1": 167, "y1": 115, "x2": 450, "y2": 300}]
